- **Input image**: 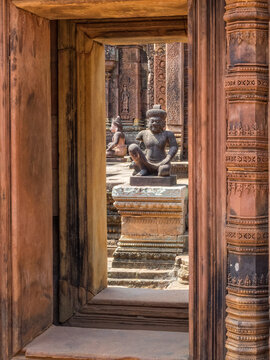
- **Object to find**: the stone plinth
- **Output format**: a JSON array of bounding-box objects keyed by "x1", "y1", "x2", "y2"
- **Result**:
[
  {"x1": 109, "y1": 185, "x2": 188, "y2": 288},
  {"x1": 130, "y1": 175, "x2": 177, "y2": 187},
  {"x1": 171, "y1": 161, "x2": 188, "y2": 179},
  {"x1": 178, "y1": 256, "x2": 189, "y2": 285},
  {"x1": 107, "y1": 190, "x2": 121, "y2": 256}
]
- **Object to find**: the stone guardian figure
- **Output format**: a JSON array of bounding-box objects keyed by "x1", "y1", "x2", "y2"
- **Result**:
[
  {"x1": 106, "y1": 116, "x2": 127, "y2": 158},
  {"x1": 128, "y1": 105, "x2": 178, "y2": 176}
]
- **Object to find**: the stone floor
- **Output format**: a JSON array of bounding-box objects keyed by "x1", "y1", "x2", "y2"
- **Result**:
[
  {"x1": 22, "y1": 326, "x2": 189, "y2": 360},
  {"x1": 106, "y1": 160, "x2": 189, "y2": 187}
]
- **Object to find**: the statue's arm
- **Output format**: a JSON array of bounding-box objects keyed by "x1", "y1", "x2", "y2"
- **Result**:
[
  {"x1": 107, "y1": 132, "x2": 121, "y2": 150},
  {"x1": 159, "y1": 132, "x2": 178, "y2": 166},
  {"x1": 167, "y1": 132, "x2": 178, "y2": 159},
  {"x1": 135, "y1": 131, "x2": 144, "y2": 142}
]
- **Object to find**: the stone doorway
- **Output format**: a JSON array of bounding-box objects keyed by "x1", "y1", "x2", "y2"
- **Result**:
[
  {"x1": 56, "y1": 8, "x2": 228, "y2": 357},
  {"x1": 57, "y1": 18, "x2": 190, "y2": 343},
  {"x1": 1, "y1": 1, "x2": 230, "y2": 359}
]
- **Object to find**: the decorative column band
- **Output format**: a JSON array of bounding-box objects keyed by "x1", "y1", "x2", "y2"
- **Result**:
[{"x1": 224, "y1": 1, "x2": 269, "y2": 359}]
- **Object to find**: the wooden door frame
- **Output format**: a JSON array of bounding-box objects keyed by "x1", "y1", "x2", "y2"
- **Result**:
[{"x1": 0, "y1": 1, "x2": 228, "y2": 359}]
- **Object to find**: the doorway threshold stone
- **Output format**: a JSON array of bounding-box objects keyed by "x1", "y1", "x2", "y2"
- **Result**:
[
  {"x1": 23, "y1": 326, "x2": 189, "y2": 360},
  {"x1": 92, "y1": 286, "x2": 188, "y2": 307},
  {"x1": 66, "y1": 287, "x2": 189, "y2": 332}
]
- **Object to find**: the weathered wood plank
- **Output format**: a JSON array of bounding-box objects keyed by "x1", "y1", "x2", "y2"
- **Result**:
[
  {"x1": 9, "y1": 5, "x2": 53, "y2": 351},
  {"x1": 11, "y1": 0, "x2": 188, "y2": 20},
  {"x1": 0, "y1": 0, "x2": 11, "y2": 359}
]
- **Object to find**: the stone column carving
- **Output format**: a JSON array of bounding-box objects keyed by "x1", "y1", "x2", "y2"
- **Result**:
[
  {"x1": 166, "y1": 42, "x2": 184, "y2": 157},
  {"x1": 105, "y1": 45, "x2": 118, "y2": 125},
  {"x1": 154, "y1": 44, "x2": 166, "y2": 110},
  {"x1": 224, "y1": 1, "x2": 269, "y2": 359},
  {"x1": 119, "y1": 46, "x2": 141, "y2": 126},
  {"x1": 105, "y1": 71, "x2": 111, "y2": 123},
  {"x1": 182, "y1": 44, "x2": 188, "y2": 161},
  {"x1": 146, "y1": 44, "x2": 154, "y2": 110}
]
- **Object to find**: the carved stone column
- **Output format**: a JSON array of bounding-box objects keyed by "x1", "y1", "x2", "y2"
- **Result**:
[
  {"x1": 146, "y1": 44, "x2": 154, "y2": 110},
  {"x1": 154, "y1": 44, "x2": 166, "y2": 110},
  {"x1": 118, "y1": 46, "x2": 141, "y2": 126},
  {"x1": 166, "y1": 42, "x2": 184, "y2": 157},
  {"x1": 105, "y1": 70, "x2": 112, "y2": 123},
  {"x1": 224, "y1": 1, "x2": 269, "y2": 359},
  {"x1": 105, "y1": 45, "x2": 118, "y2": 126}
]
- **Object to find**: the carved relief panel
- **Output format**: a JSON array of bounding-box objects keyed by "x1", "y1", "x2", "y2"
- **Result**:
[
  {"x1": 118, "y1": 46, "x2": 142, "y2": 125},
  {"x1": 154, "y1": 43, "x2": 166, "y2": 110},
  {"x1": 146, "y1": 44, "x2": 155, "y2": 110},
  {"x1": 166, "y1": 42, "x2": 185, "y2": 157}
]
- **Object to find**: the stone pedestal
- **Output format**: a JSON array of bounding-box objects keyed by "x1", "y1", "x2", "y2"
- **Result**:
[
  {"x1": 171, "y1": 161, "x2": 188, "y2": 179},
  {"x1": 107, "y1": 189, "x2": 121, "y2": 256},
  {"x1": 178, "y1": 257, "x2": 189, "y2": 285},
  {"x1": 109, "y1": 185, "x2": 188, "y2": 288}
]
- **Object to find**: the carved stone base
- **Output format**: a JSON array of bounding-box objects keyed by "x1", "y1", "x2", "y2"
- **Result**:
[
  {"x1": 106, "y1": 157, "x2": 127, "y2": 163},
  {"x1": 107, "y1": 189, "x2": 121, "y2": 256},
  {"x1": 110, "y1": 185, "x2": 188, "y2": 288},
  {"x1": 178, "y1": 257, "x2": 189, "y2": 285},
  {"x1": 171, "y1": 161, "x2": 188, "y2": 179},
  {"x1": 130, "y1": 175, "x2": 177, "y2": 187}
]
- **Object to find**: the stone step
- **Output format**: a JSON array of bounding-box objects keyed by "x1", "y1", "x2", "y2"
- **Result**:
[
  {"x1": 22, "y1": 326, "x2": 189, "y2": 360},
  {"x1": 67, "y1": 287, "x2": 189, "y2": 332},
  {"x1": 108, "y1": 278, "x2": 171, "y2": 288},
  {"x1": 110, "y1": 259, "x2": 176, "y2": 269},
  {"x1": 108, "y1": 267, "x2": 173, "y2": 280}
]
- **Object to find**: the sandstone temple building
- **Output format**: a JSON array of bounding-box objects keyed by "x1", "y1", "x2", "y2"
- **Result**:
[
  {"x1": 105, "y1": 43, "x2": 188, "y2": 157},
  {"x1": 0, "y1": 1, "x2": 269, "y2": 360}
]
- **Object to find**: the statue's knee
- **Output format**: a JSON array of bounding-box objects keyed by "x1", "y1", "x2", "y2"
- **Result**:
[
  {"x1": 158, "y1": 164, "x2": 170, "y2": 177},
  {"x1": 128, "y1": 143, "x2": 140, "y2": 155}
]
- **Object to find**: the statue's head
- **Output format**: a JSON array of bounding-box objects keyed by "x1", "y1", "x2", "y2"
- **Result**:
[
  {"x1": 146, "y1": 104, "x2": 166, "y2": 134},
  {"x1": 111, "y1": 116, "x2": 123, "y2": 132}
]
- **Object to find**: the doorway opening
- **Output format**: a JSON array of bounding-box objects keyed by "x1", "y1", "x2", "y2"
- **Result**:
[
  {"x1": 105, "y1": 43, "x2": 189, "y2": 292},
  {"x1": 55, "y1": 16, "x2": 190, "y2": 360}
]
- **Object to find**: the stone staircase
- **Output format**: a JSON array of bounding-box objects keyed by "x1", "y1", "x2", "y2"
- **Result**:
[
  {"x1": 108, "y1": 266, "x2": 174, "y2": 288},
  {"x1": 108, "y1": 233, "x2": 189, "y2": 289}
]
